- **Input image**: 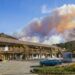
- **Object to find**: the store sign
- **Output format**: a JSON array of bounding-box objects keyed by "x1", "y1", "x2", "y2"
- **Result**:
[{"x1": 4, "y1": 46, "x2": 8, "y2": 51}]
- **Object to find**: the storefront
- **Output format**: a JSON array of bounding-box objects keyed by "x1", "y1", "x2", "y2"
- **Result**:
[{"x1": 0, "y1": 33, "x2": 63, "y2": 61}]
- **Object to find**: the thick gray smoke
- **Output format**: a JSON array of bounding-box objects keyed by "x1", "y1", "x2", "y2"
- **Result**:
[{"x1": 63, "y1": 28, "x2": 75, "y2": 42}]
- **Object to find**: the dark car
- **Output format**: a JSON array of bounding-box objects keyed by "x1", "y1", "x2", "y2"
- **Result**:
[{"x1": 40, "y1": 59, "x2": 62, "y2": 66}]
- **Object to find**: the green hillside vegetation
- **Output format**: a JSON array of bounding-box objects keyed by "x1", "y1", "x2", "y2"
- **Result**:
[{"x1": 56, "y1": 41, "x2": 75, "y2": 53}]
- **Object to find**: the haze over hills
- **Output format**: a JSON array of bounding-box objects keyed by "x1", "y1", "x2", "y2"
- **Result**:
[{"x1": 14, "y1": 4, "x2": 75, "y2": 45}]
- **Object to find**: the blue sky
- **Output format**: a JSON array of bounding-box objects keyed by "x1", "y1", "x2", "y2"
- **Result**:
[{"x1": 0, "y1": 0, "x2": 75, "y2": 34}]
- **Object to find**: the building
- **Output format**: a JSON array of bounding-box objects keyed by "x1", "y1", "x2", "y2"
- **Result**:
[{"x1": 0, "y1": 33, "x2": 64, "y2": 61}]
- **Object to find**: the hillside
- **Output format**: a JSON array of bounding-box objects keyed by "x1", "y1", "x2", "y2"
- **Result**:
[
  {"x1": 56, "y1": 41, "x2": 75, "y2": 52},
  {"x1": 0, "y1": 33, "x2": 17, "y2": 40}
]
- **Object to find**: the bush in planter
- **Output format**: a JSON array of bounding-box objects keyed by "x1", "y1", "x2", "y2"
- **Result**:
[
  {"x1": 64, "y1": 64, "x2": 75, "y2": 72},
  {"x1": 31, "y1": 63, "x2": 75, "y2": 74}
]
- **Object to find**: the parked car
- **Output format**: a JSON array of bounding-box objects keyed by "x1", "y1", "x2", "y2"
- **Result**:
[{"x1": 40, "y1": 59, "x2": 62, "y2": 66}]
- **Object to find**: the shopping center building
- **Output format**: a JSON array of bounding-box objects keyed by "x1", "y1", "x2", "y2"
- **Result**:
[{"x1": 0, "y1": 33, "x2": 64, "y2": 61}]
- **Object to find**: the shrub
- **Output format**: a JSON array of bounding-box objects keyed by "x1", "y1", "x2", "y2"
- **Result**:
[{"x1": 31, "y1": 63, "x2": 75, "y2": 74}]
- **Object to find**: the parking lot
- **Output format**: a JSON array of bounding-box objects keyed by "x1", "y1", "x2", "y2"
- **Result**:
[{"x1": 0, "y1": 60, "x2": 39, "y2": 75}]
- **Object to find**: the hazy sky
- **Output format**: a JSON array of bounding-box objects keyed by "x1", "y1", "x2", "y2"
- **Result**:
[{"x1": 0, "y1": 0, "x2": 75, "y2": 34}]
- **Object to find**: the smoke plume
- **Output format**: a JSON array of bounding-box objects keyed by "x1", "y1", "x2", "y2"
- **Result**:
[{"x1": 14, "y1": 4, "x2": 75, "y2": 45}]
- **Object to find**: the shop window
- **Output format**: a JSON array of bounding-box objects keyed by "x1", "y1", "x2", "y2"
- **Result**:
[{"x1": 33, "y1": 54, "x2": 37, "y2": 57}]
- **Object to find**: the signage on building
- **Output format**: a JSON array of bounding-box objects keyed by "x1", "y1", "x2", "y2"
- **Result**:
[{"x1": 4, "y1": 46, "x2": 8, "y2": 51}]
